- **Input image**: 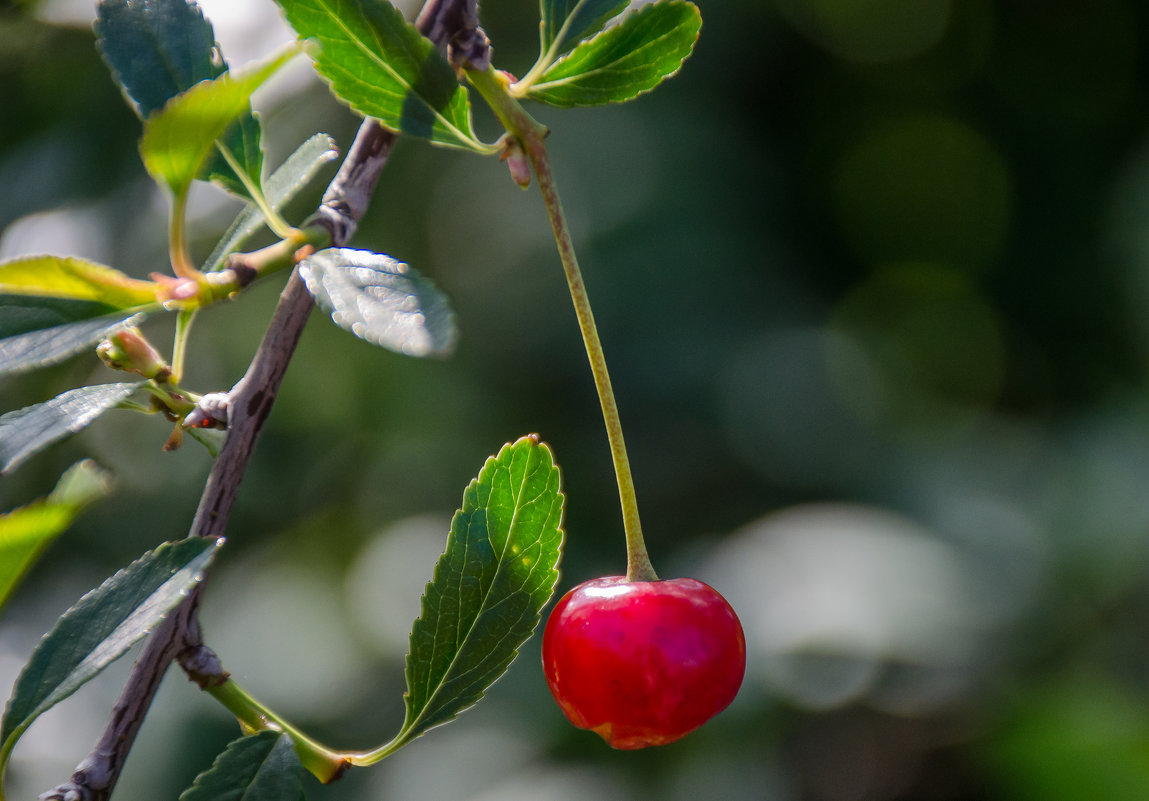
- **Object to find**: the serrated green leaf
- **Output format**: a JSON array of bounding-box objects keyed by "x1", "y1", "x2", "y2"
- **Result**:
[
  {"x1": 0, "y1": 537, "x2": 223, "y2": 782},
  {"x1": 140, "y1": 45, "x2": 297, "y2": 199},
  {"x1": 179, "y1": 731, "x2": 304, "y2": 801},
  {"x1": 95, "y1": 0, "x2": 264, "y2": 198},
  {"x1": 0, "y1": 383, "x2": 142, "y2": 475},
  {"x1": 0, "y1": 256, "x2": 158, "y2": 308},
  {"x1": 528, "y1": 1, "x2": 702, "y2": 108},
  {"x1": 95, "y1": 0, "x2": 221, "y2": 117},
  {"x1": 299, "y1": 248, "x2": 456, "y2": 357},
  {"x1": 0, "y1": 312, "x2": 145, "y2": 379},
  {"x1": 390, "y1": 436, "x2": 564, "y2": 749},
  {"x1": 203, "y1": 133, "x2": 340, "y2": 273},
  {"x1": 274, "y1": 0, "x2": 485, "y2": 152},
  {"x1": 540, "y1": 0, "x2": 629, "y2": 59},
  {"x1": 0, "y1": 462, "x2": 113, "y2": 614}
]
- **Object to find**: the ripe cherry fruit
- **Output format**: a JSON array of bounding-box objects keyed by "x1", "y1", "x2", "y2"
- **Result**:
[{"x1": 542, "y1": 575, "x2": 746, "y2": 749}]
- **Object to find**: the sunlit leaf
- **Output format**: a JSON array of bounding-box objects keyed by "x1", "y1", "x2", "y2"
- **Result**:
[
  {"x1": 95, "y1": 0, "x2": 264, "y2": 198},
  {"x1": 539, "y1": 0, "x2": 629, "y2": 59},
  {"x1": 299, "y1": 248, "x2": 456, "y2": 357},
  {"x1": 203, "y1": 133, "x2": 340, "y2": 273},
  {"x1": 0, "y1": 312, "x2": 144, "y2": 378},
  {"x1": 274, "y1": 0, "x2": 485, "y2": 151},
  {"x1": 140, "y1": 45, "x2": 298, "y2": 199},
  {"x1": 0, "y1": 256, "x2": 157, "y2": 308},
  {"x1": 0, "y1": 383, "x2": 142, "y2": 475},
  {"x1": 0, "y1": 537, "x2": 224, "y2": 782},
  {"x1": 388, "y1": 436, "x2": 564, "y2": 750},
  {"x1": 179, "y1": 731, "x2": 304, "y2": 801},
  {"x1": 0, "y1": 462, "x2": 113, "y2": 613},
  {"x1": 528, "y1": 1, "x2": 702, "y2": 108}
]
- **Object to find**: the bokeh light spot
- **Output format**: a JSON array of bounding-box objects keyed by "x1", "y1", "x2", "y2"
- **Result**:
[
  {"x1": 830, "y1": 262, "x2": 1007, "y2": 432},
  {"x1": 775, "y1": 0, "x2": 953, "y2": 64},
  {"x1": 832, "y1": 115, "x2": 1012, "y2": 272}
]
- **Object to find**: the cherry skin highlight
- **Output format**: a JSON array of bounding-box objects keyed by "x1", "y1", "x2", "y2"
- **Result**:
[{"x1": 541, "y1": 575, "x2": 746, "y2": 749}]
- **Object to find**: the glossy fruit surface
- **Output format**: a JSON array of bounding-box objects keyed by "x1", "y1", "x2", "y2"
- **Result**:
[{"x1": 542, "y1": 575, "x2": 745, "y2": 749}]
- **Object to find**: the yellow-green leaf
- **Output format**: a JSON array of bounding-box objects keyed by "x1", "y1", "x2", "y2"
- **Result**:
[
  {"x1": 0, "y1": 256, "x2": 157, "y2": 308},
  {"x1": 140, "y1": 45, "x2": 298, "y2": 197},
  {"x1": 0, "y1": 462, "x2": 112, "y2": 614}
]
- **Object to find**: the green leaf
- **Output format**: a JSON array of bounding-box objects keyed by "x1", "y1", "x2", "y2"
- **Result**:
[
  {"x1": 203, "y1": 133, "x2": 340, "y2": 273},
  {"x1": 95, "y1": 0, "x2": 265, "y2": 198},
  {"x1": 0, "y1": 312, "x2": 143, "y2": 378},
  {"x1": 274, "y1": 0, "x2": 485, "y2": 151},
  {"x1": 299, "y1": 248, "x2": 457, "y2": 357},
  {"x1": 528, "y1": 1, "x2": 702, "y2": 108},
  {"x1": 540, "y1": 0, "x2": 630, "y2": 59},
  {"x1": 0, "y1": 537, "x2": 224, "y2": 781},
  {"x1": 179, "y1": 731, "x2": 304, "y2": 801},
  {"x1": 0, "y1": 296, "x2": 123, "y2": 340},
  {"x1": 187, "y1": 427, "x2": 225, "y2": 458},
  {"x1": 391, "y1": 436, "x2": 564, "y2": 749},
  {"x1": 0, "y1": 256, "x2": 158, "y2": 308},
  {"x1": 0, "y1": 383, "x2": 142, "y2": 475},
  {"x1": 140, "y1": 45, "x2": 297, "y2": 199},
  {"x1": 0, "y1": 461, "x2": 113, "y2": 614}
]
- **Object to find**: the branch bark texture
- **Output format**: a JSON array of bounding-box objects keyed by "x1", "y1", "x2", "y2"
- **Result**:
[{"x1": 40, "y1": 2, "x2": 485, "y2": 799}]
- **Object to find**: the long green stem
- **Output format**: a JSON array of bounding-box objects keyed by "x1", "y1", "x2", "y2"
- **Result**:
[{"x1": 468, "y1": 67, "x2": 657, "y2": 582}]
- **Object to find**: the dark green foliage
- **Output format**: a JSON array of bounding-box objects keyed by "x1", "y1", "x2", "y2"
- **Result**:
[
  {"x1": 539, "y1": 0, "x2": 629, "y2": 57},
  {"x1": 0, "y1": 383, "x2": 143, "y2": 474},
  {"x1": 179, "y1": 731, "x2": 304, "y2": 801},
  {"x1": 95, "y1": 0, "x2": 264, "y2": 197},
  {"x1": 0, "y1": 311, "x2": 139, "y2": 378},
  {"x1": 0, "y1": 538, "x2": 223, "y2": 779}
]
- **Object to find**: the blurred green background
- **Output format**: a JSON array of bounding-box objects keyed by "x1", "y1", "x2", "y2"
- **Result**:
[{"x1": 5, "y1": 0, "x2": 1149, "y2": 799}]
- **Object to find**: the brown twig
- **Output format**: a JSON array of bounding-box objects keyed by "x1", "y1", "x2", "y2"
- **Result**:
[{"x1": 39, "y1": 2, "x2": 485, "y2": 799}]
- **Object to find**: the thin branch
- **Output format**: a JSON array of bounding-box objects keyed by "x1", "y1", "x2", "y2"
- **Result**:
[{"x1": 40, "y1": 2, "x2": 486, "y2": 799}]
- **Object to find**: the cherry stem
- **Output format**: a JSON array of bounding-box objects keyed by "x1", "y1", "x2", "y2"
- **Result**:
[{"x1": 467, "y1": 66, "x2": 658, "y2": 583}]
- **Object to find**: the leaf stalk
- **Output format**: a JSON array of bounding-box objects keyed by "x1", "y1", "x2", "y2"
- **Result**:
[
  {"x1": 168, "y1": 190, "x2": 198, "y2": 280},
  {"x1": 205, "y1": 679, "x2": 351, "y2": 783},
  {"x1": 467, "y1": 65, "x2": 657, "y2": 582}
]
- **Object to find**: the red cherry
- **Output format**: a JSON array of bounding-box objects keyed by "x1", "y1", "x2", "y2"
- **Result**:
[{"x1": 541, "y1": 575, "x2": 746, "y2": 749}]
